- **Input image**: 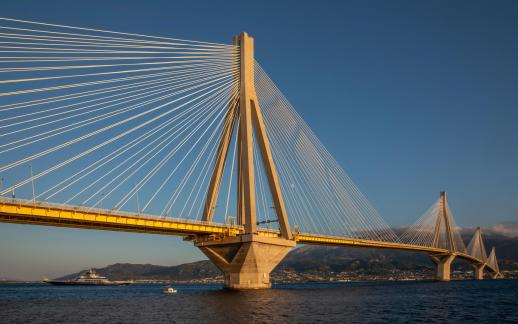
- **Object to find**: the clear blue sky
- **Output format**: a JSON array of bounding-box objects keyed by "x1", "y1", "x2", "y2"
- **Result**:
[{"x1": 1, "y1": 0, "x2": 517, "y2": 279}]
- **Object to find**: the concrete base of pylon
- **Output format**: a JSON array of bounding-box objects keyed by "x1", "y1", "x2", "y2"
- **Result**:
[
  {"x1": 472, "y1": 263, "x2": 485, "y2": 280},
  {"x1": 195, "y1": 234, "x2": 295, "y2": 289},
  {"x1": 431, "y1": 254, "x2": 456, "y2": 281},
  {"x1": 491, "y1": 272, "x2": 504, "y2": 279}
]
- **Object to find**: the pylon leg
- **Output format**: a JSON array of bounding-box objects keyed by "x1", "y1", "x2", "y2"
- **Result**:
[{"x1": 202, "y1": 104, "x2": 237, "y2": 222}]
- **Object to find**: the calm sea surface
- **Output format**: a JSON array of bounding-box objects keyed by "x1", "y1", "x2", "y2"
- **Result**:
[{"x1": 1, "y1": 280, "x2": 517, "y2": 323}]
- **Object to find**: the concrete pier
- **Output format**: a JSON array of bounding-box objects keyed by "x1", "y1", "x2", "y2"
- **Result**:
[
  {"x1": 196, "y1": 234, "x2": 295, "y2": 289},
  {"x1": 431, "y1": 254, "x2": 456, "y2": 281},
  {"x1": 473, "y1": 264, "x2": 485, "y2": 280}
]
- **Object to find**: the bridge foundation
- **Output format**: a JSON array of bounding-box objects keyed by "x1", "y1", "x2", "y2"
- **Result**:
[
  {"x1": 431, "y1": 254, "x2": 455, "y2": 281},
  {"x1": 473, "y1": 264, "x2": 485, "y2": 280},
  {"x1": 491, "y1": 272, "x2": 503, "y2": 279},
  {"x1": 195, "y1": 234, "x2": 295, "y2": 289}
]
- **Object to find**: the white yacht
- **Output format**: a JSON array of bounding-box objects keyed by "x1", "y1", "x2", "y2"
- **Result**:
[{"x1": 43, "y1": 269, "x2": 132, "y2": 286}]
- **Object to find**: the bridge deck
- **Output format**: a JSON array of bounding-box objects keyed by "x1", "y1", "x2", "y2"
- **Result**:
[
  {"x1": 0, "y1": 198, "x2": 239, "y2": 236},
  {"x1": 0, "y1": 198, "x2": 495, "y2": 273}
]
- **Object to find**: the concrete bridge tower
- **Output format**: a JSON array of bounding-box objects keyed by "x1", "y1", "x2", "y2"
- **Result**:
[
  {"x1": 430, "y1": 191, "x2": 457, "y2": 281},
  {"x1": 196, "y1": 32, "x2": 295, "y2": 289},
  {"x1": 467, "y1": 227, "x2": 488, "y2": 280}
]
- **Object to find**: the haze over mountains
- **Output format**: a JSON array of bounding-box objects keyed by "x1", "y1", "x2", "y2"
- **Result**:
[
  {"x1": 54, "y1": 223, "x2": 518, "y2": 282},
  {"x1": 477, "y1": 222, "x2": 518, "y2": 238}
]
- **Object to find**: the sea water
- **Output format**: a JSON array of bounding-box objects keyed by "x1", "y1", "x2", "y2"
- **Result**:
[{"x1": 1, "y1": 280, "x2": 517, "y2": 323}]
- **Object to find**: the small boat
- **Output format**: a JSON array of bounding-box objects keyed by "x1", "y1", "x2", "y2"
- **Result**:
[{"x1": 162, "y1": 287, "x2": 177, "y2": 294}]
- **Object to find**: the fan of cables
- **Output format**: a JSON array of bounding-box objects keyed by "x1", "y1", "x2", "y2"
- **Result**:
[{"x1": 0, "y1": 17, "x2": 240, "y2": 220}]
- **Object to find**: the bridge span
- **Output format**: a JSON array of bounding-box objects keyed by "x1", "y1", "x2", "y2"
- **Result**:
[
  {"x1": 0, "y1": 18, "x2": 503, "y2": 288},
  {"x1": 0, "y1": 196, "x2": 501, "y2": 285}
]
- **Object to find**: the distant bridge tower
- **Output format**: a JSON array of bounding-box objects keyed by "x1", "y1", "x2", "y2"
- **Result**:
[
  {"x1": 429, "y1": 193, "x2": 502, "y2": 281},
  {"x1": 487, "y1": 247, "x2": 503, "y2": 279},
  {"x1": 196, "y1": 32, "x2": 295, "y2": 289},
  {"x1": 430, "y1": 191, "x2": 458, "y2": 281},
  {"x1": 467, "y1": 227, "x2": 487, "y2": 280}
]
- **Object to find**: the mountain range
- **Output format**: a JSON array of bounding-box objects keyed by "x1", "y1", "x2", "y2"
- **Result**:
[{"x1": 57, "y1": 225, "x2": 518, "y2": 282}]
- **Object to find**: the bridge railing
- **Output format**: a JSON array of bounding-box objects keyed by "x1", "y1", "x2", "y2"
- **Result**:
[{"x1": 0, "y1": 197, "x2": 241, "y2": 229}]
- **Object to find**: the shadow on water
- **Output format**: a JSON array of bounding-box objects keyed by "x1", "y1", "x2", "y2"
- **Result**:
[{"x1": 1, "y1": 280, "x2": 517, "y2": 323}]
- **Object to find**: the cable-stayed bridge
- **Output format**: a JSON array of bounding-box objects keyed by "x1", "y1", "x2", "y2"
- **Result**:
[{"x1": 0, "y1": 18, "x2": 502, "y2": 288}]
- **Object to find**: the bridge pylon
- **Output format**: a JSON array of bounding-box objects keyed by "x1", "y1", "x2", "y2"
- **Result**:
[
  {"x1": 196, "y1": 32, "x2": 295, "y2": 289},
  {"x1": 430, "y1": 191, "x2": 459, "y2": 281},
  {"x1": 467, "y1": 227, "x2": 487, "y2": 280},
  {"x1": 487, "y1": 247, "x2": 503, "y2": 279}
]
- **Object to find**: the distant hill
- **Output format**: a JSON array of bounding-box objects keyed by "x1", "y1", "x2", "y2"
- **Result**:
[
  {"x1": 278, "y1": 232, "x2": 518, "y2": 274},
  {"x1": 56, "y1": 228, "x2": 518, "y2": 282},
  {"x1": 58, "y1": 261, "x2": 220, "y2": 281}
]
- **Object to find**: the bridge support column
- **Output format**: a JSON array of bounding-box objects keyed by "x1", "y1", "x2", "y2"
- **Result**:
[
  {"x1": 431, "y1": 254, "x2": 455, "y2": 281},
  {"x1": 491, "y1": 272, "x2": 503, "y2": 279},
  {"x1": 473, "y1": 264, "x2": 485, "y2": 280},
  {"x1": 195, "y1": 234, "x2": 295, "y2": 289}
]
